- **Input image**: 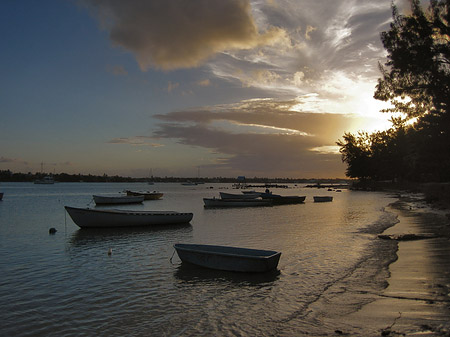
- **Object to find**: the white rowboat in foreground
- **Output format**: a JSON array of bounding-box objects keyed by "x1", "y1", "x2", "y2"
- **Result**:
[
  {"x1": 174, "y1": 243, "x2": 281, "y2": 272},
  {"x1": 65, "y1": 206, "x2": 193, "y2": 228}
]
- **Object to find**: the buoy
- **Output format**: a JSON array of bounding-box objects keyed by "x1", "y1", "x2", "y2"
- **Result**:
[
  {"x1": 49, "y1": 228, "x2": 57, "y2": 234},
  {"x1": 108, "y1": 248, "x2": 113, "y2": 255}
]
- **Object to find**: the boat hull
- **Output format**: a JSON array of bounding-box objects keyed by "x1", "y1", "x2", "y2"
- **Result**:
[
  {"x1": 203, "y1": 198, "x2": 272, "y2": 208},
  {"x1": 313, "y1": 196, "x2": 333, "y2": 202},
  {"x1": 125, "y1": 190, "x2": 163, "y2": 200},
  {"x1": 65, "y1": 206, "x2": 193, "y2": 228},
  {"x1": 260, "y1": 194, "x2": 306, "y2": 204},
  {"x1": 93, "y1": 195, "x2": 144, "y2": 205},
  {"x1": 0, "y1": 192, "x2": 3, "y2": 201},
  {"x1": 219, "y1": 192, "x2": 260, "y2": 199},
  {"x1": 174, "y1": 244, "x2": 281, "y2": 272}
]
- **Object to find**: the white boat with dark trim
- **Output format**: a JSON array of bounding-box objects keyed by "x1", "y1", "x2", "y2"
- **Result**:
[
  {"x1": 34, "y1": 176, "x2": 55, "y2": 184},
  {"x1": 174, "y1": 243, "x2": 281, "y2": 272},
  {"x1": 203, "y1": 197, "x2": 272, "y2": 208},
  {"x1": 313, "y1": 196, "x2": 333, "y2": 202},
  {"x1": 93, "y1": 194, "x2": 144, "y2": 205},
  {"x1": 65, "y1": 206, "x2": 193, "y2": 228},
  {"x1": 125, "y1": 190, "x2": 163, "y2": 200},
  {"x1": 219, "y1": 192, "x2": 260, "y2": 199}
]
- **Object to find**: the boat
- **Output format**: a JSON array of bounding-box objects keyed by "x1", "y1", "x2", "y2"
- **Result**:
[
  {"x1": 64, "y1": 206, "x2": 194, "y2": 228},
  {"x1": 181, "y1": 181, "x2": 198, "y2": 186},
  {"x1": 203, "y1": 197, "x2": 272, "y2": 208},
  {"x1": 241, "y1": 190, "x2": 260, "y2": 195},
  {"x1": 0, "y1": 192, "x2": 3, "y2": 201},
  {"x1": 34, "y1": 176, "x2": 55, "y2": 184},
  {"x1": 313, "y1": 196, "x2": 333, "y2": 202},
  {"x1": 125, "y1": 190, "x2": 163, "y2": 200},
  {"x1": 174, "y1": 243, "x2": 281, "y2": 272},
  {"x1": 219, "y1": 192, "x2": 260, "y2": 199},
  {"x1": 93, "y1": 194, "x2": 144, "y2": 205},
  {"x1": 260, "y1": 193, "x2": 306, "y2": 205}
]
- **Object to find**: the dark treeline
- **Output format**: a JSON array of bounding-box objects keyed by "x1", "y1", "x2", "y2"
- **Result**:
[
  {"x1": 337, "y1": 0, "x2": 450, "y2": 183},
  {"x1": 0, "y1": 170, "x2": 348, "y2": 184}
]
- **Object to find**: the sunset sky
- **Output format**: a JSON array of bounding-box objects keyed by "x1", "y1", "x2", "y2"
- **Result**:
[{"x1": 0, "y1": 0, "x2": 410, "y2": 178}]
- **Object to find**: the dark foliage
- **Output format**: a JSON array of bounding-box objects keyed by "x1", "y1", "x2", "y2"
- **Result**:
[{"x1": 338, "y1": 0, "x2": 450, "y2": 182}]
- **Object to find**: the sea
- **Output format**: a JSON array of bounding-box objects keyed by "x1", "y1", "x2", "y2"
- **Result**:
[{"x1": 0, "y1": 182, "x2": 400, "y2": 336}]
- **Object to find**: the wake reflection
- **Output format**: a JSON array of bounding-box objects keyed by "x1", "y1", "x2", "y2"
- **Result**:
[
  {"x1": 174, "y1": 263, "x2": 281, "y2": 286},
  {"x1": 69, "y1": 223, "x2": 192, "y2": 247}
]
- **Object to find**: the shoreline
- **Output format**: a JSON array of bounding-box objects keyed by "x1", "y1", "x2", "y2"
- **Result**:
[
  {"x1": 342, "y1": 193, "x2": 450, "y2": 336},
  {"x1": 298, "y1": 192, "x2": 450, "y2": 336}
]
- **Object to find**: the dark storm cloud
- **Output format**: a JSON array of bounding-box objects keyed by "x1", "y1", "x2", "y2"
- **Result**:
[{"x1": 83, "y1": 0, "x2": 285, "y2": 70}]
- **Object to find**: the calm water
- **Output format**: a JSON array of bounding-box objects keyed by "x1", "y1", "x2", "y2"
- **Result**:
[{"x1": 0, "y1": 182, "x2": 398, "y2": 336}]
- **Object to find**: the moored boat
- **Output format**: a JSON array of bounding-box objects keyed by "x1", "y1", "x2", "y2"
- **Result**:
[
  {"x1": 34, "y1": 176, "x2": 55, "y2": 184},
  {"x1": 174, "y1": 243, "x2": 281, "y2": 272},
  {"x1": 203, "y1": 197, "x2": 272, "y2": 208},
  {"x1": 93, "y1": 194, "x2": 144, "y2": 205},
  {"x1": 0, "y1": 192, "x2": 3, "y2": 201},
  {"x1": 65, "y1": 206, "x2": 193, "y2": 228},
  {"x1": 125, "y1": 190, "x2": 163, "y2": 200},
  {"x1": 313, "y1": 196, "x2": 333, "y2": 202},
  {"x1": 219, "y1": 192, "x2": 260, "y2": 199},
  {"x1": 260, "y1": 193, "x2": 306, "y2": 205}
]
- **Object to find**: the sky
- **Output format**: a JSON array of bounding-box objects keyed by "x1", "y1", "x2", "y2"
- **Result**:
[{"x1": 0, "y1": 0, "x2": 412, "y2": 179}]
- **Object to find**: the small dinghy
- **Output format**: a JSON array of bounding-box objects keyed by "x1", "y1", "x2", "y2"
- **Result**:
[
  {"x1": 313, "y1": 196, "x2": 333, "y2": 202},
  {"x1": 93, "y1": 194, "x2": 144, "y2": 205},
  {"x1": 174, "y1": 243, "x2": 281, "y2": 272},
  {"x1": 125, "y1": 190, "x2": 163, "y2": 200}
]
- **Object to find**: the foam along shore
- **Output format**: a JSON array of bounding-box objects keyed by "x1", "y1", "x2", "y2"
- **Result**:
[{"x1": 342, "y1": 194, "x2": 450, "y2": 336}]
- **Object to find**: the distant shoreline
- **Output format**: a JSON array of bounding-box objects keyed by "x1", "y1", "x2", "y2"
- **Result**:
[{"x1": 0, "y1": 170, "x2": 350, "y2": 184}]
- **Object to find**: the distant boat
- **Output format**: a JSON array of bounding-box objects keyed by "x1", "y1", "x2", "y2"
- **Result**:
[
  {"x1": 0, "y1": 192, "x2": 3, "y2": 201},
  {"x1": 313, "y1": 196, "x2": 333, "y2": 202},
  {"x1": 260, "y1": 193, "x2": 306, "y2": 205},
  {"x1": 93, "y1": 194, "x2": 144, "y2": 205},
  {"x1": 125, "y1": 190, "x2": 163, "y2": 200},
  {"x1": 34, "y1": 176, "x2": 55, "y2": 184},
  {"x1": 174, "y1": 243, "x2": 281, "y2": 272},
  {"x1": 219, "y1": 192, "x2": 260, "y2": 199},
  {"x1": 203, "y1": 197, "x2": 272, "y2": 208},
  {"x1": 241, "y1": 190, "x2": 259, "y2": 195},
  {"x1": 65, "y1": 206, "x2": 193, "y2": 228},
  {"x1": 181, "y1": 181, "x2": 198, "y2": 186}
]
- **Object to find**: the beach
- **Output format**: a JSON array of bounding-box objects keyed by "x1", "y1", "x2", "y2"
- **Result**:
[{"x1": 305, "y1": 193, "x2": 450, "y2": 336}]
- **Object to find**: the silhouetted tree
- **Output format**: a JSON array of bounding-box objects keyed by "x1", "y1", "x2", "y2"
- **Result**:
[
  {"x1": 338, "y1": 0, "x2": 450, "y2": 182},
  {"x1": 375, "y1": 0, "x2": 450, "y2": 181}
]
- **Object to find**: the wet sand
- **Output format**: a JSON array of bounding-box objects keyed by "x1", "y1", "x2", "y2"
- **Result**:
[
  {"x1": 299, "y1": 194, "x2": 450, "y2": 336},
  {"x1": 340, "y1": 195, "x2": 450, "y2": 336}
]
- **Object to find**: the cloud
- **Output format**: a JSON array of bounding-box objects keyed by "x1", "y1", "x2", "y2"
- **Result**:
[
  {"x1": 108, "y1": 137, "x2": 164, "y2": 147},
  {"x1": 84, "y1": 0, "x2": 287, "y2": 70},
  {"x1": 106, "y1": 64, "x2": 128, "y2": 76},
  {"x1": 167, "y1": 81, "x2": 179, "y2": 93},
  {"x1": 151, "y1": 98, "x2": 371, "y2": 177},
  {"x1": 0, "y1": 156, "x2": 28, "y2": 165},
  {"x1": 196, "y1": 79, "x2": 211, "y2": 87}
]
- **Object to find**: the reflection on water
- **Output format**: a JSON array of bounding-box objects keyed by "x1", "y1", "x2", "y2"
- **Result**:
[
  {"x1": 69, "y1": 223, "x2": 192, "y2": 246},
  {"x1": 174, "y1": 263, "x2": 281, "y2": 285},
  {"x1": 0, "y1": 182, "x2": 402, "y2": 337}
]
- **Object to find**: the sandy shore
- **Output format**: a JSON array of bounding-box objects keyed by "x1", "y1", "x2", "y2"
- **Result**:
[
  {"x1": 300, "y1": 193, "x2": 450, "y2": 336},
  {"x1": 342, "y1": 194, "x2": 450, "y2": 336}
]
